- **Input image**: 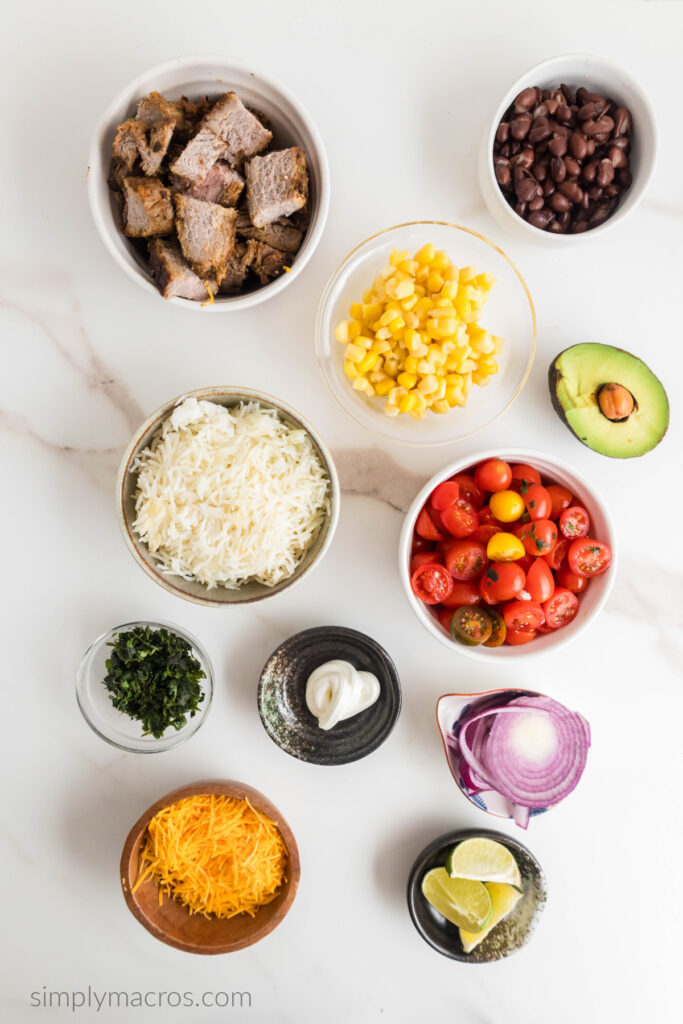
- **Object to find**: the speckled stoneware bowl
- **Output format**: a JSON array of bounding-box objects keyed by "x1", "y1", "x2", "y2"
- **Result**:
[
  {"x1": 116, "y1": 387, "x2": 339, "y2": 608},
  {"x1": 257, "y1": 626, "x2": 402, "y2": 765},
  {"x1": 407, "y1": 828, "x2": 547, "y2": 963},
  {"x1": 437, "y1": 690, "x2": 553, "y2": 823}
]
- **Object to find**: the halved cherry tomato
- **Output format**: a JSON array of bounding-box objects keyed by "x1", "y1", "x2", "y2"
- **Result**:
[
  {"x1": 510, "y1": 464, "x2": 542, "y2": 491},
  {"x1": 542, "y1": 587, "x2": 579, "y2": 628},
  {"x1": 518, "y1": 519, "x2": 558, "y2": 557},
  {"x1": 502, "y1": 600, "x2": 545, "y2": 632},
  {"x1": 415, "y1": 506, "x2": 443, "y2": 541},
  {"x1": 450, "y1": 606, "x2": 493, "y2": 646},
  {"x1": 546, "y1": 484, "x2": 573, "y2": 519},
  {"x1": 442, "y1": 539, "x2": 486, "y2": 581},
  {"x1": 410, "y1": 550, "x2": 443, "y2": 574},
  {"x1": 430, "y1": 481, "x2": 460, "y2": 511},
  {"x1": 505, "y1": 627, "x2": 537, "y2": 645},
  {"x1": 436, "y1": 606, "x2": 454, "y2": 632},
  {"x1": 559, "y1": 506, "x2": 590, "y2": 539},
  {"x1": 474, "y1": 458, "x2": 512, "y2": 493},
  {"x1": 441, "y1": 499, "x2": 479, "y2": 539},
  {"x1": 442, "y1": 580, "x2": 481, "y2": 608},
  {"x1": 568, "y1": 538, "x2": 612, "y2": 577},
  {"x1": 555, "y1": 565, "x2": 588, "y2": 593},
  {"x1": 487, "y1": 532, "x2": 525, "y2": 562},
  {"x1": 480, "y1": 563, "x2": 526, "y2": 603},
  {"x1": 483, "y1": 608, "x2": 506, "y2": 648},
  {"x1": 523, "y1": 484, "x2": 552, "y2": 521},
  {"x1": 543, "y1": 538, "x2": 569, "y2": 571},
  {"x1": 410, "y1": 563, "x2": 453, "y2": 604},
  {"x1": 472, "y1": 523, "x2": 502, "y2": 545},
  {"x1": 525, "y1": 559, "x2": 555, "y2": 603},
  {"x1": 451, "y1": 473, "x2": 484, "y2": 509},
  {"x1": 479, "y1": 573, "x2": 497, "y2": 605}
]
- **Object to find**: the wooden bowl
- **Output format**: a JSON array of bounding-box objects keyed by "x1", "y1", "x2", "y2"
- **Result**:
[{"x1": 120, "y1": 779, "x2": 300, "y2": 954}]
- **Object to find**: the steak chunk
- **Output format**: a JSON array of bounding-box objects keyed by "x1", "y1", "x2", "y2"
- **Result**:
[
  {"x1": 172, "y1": 162, "x2": 244, "y2": 207},
  {"x1": 169, "y1": 92, "x2": 271, "y2": 186},
  {"x1": 250, "y1": 241, "x2": 288, "y2": 283},
  {"x1": 218, "y1": 241, "x2": 257, "y2": 294},
  {"x1": 121, "y1": 177, "x2": 174, "y2": 237},
  {"x1": 236, "y1": 216, "x2": 303, "y2": 253},
  {"x1": 245, "y1": 147, "x2": 308, "y2": 228},
  {"x1": 174, "y1": 194, "x2": 237, "y2": 282},
  {"x1": 113, "y1": 114, "x2": 175, "y2": 176},
  {"x1": 149, "y1": 239, "x2": 216, "y2": 300}
]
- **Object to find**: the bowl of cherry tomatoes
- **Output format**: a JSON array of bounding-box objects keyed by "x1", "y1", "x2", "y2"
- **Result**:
[{"x1": 399, "y1": 449, "x2": 616, "y2": 658}]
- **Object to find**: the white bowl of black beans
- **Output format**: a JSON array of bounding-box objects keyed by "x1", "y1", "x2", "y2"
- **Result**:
[{"x1": 479, "y1": 53, "x2": 657, "y2": 241}]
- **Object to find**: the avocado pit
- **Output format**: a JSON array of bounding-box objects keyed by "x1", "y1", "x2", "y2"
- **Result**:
[{"x1": 598, "y1": 383, "x2": 636, "y2": 422}]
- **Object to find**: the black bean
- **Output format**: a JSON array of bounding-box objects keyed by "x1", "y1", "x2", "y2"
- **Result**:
[
  {"x1": 548, "y1": 135, "x2": 568, "y2": 157},
  {"x1": 614, "y1": 107, "x2": 631, "y2": 135},
  {"x1": 510, "y1": 114, "x2": 532, "y2": 140},
  {"x1": 569, "y1": 131, "x2": 588, "y2": 159},
  {"x1": 529, "y1": 208, "x2": 554, "y2": 229},
  {"x1": 495, "y1": 122, "x2": 510, "y2": 144},
  {"x1": 597, "y1": 159, "x2": 615, "y2": 187},
  {"x1": 608, "y1": 145, "x2": 628, "y2": 169},
  {"x1": 564, "y1": 156, "x2": 582, "y2": 177},
  {"x1": 528, "y1": 118, "x2": 552, "y2": 143},
  {"x1": 528, "y1": 196, "x2": 545, "y2": 211},
  {"x1": 550, "y1": 156, "x2": 566, "y2": 182},
  {"x1": 514, "y1": 87, "x2": 538, "y2": 112},
  {"x1": 550, "y1": 191, "x2": 570, "y2": 213}
]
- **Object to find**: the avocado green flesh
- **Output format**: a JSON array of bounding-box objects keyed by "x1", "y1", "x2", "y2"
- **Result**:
[{"x1": 553, "y1": 343, "x2": 669, "y2": 459}]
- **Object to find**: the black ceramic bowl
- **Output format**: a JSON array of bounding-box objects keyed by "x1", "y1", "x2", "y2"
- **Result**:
[
  {"x1": 407, "y1": 828, "x2": 547, "y2": 963},
  {"x1": 257, "y1": 626, "x2": 401, "y2": 765}
]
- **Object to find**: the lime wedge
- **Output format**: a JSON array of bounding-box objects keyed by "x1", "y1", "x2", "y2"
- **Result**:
[
  {"x1": 421, "y1": 867, "x2": 492, "y2": 932},
  {"x1": 459, "y1": 881, "x2": 522, "y2": 953},
  {"x1": 445, "y1": 837, "x2": 521, "y2": 888}
]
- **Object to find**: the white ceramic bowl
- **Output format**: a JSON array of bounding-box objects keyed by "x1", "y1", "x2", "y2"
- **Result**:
[
  {"x1": 479, "y1": 53, "x2": 657, "y2": 245},
  {"x1": 316, "y1": 222, "x2": 536, "y2": 446},
  {"x1": 399, "y1": 448, "x2": 617, "y2": 659},
  {"x1": 116, "y1": 387, "x2": 340, "y2": 607},
  {"x1": 88, "y1": 55, "x2": 330, "y2": 310}
]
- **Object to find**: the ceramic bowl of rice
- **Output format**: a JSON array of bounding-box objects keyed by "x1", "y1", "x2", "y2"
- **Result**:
[{"x1": 116, "y1": 387, "x2": 339, "y2": 606}]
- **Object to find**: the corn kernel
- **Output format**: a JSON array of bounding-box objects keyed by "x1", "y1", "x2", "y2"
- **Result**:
[
  {"x1": 459, "y1": 265, "x2": 477, "y2": 283},
  {"x1": 418, "y1": 374, "x2": 439, "y2": 395},
  {"x1": 404, "y1": 355, "x2": 419, "y2": 373},
  {"x1": 415, "y1": 243, "x2": 435, "y2": 264},
  {"x1": 344, "y1": 359, "x2": 359, "y2": 379},
  {"x1": 345, "y1": 342, "x2": 365, "y2": 363},
  {"x1": 398, "y1": 392, "x2": 418, "y2": 414},
  {"x1": 441, "y1": 281, "x2": 458, "y2": 300},
  {"x1": 375, "y1": 378, "x2": 394, "y2": 396},
  {"x1": 357, "y1": 351, "x2": 379, "y2": 374},
  {"x1": 427, "y1": 271, "x2": 444, "y2": 293},
  {"x1": 432, "y1": 399, "x2": 450, "y2": 414},
  {"x1": 431, "y1": 250, "x2": 451, "y2": 270},
  {"x1": 352, "y1": 377, "x2": 374, "y2": 395},
  {"x1": 349, "y1": 302, "x2": 363, "y2": 320},
  {"x1": 397, "y1": 371, "x2": 417, "y2": 390},
  {"x1": 348, "y1": 320, "x2": 361, "y2": 340},
  {"x1": 335, "y1": 320, "x2": 350, "y2": 343}
]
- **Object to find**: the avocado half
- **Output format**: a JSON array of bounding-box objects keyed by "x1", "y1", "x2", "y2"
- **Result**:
[{"x1": 549, "y1": 343, "x2": 669, "y2": 459}]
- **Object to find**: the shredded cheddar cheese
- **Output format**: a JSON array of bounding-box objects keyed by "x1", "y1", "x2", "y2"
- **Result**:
[{"x1": 132, "y1": 794, "x2": 288, "y2": 919}]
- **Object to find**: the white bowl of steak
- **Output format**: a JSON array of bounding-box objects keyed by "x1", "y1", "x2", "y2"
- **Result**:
[{"x1": 88, "y1": 56, "x2": 329, "y2": 309}]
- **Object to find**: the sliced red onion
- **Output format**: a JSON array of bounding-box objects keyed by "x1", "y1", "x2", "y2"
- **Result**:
[{"x1": 452, "y1": 691, "x2": 590, "y2": 828}]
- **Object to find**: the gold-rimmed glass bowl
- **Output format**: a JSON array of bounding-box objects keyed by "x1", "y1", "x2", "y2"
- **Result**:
[{"x1": 315, "y1": 222, "x2": 536, "y2": 446}]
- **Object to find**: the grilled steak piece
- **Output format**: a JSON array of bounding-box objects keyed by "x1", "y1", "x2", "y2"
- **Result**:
[
  {"x1": 250, "y1": 240, "x2": 289, "y2": 283},
  {"x1": 236, "y1": 216, "x2": 303, "y2": 253},
  {"x1": 245, "y1": 147, "x2": 308, "y2": 227},
  {"x1": 149, "y1": 238, "x2": 216, "y2": 300},
  {"x1": 170, "y1": 92, "x2": 271, "y2": 186},
  {"x1": 218, "y1": 240, "x2": 258, "y2": 294},
  {"x1": 121, "y1": 177, "x2": 175, "y2": 237},
  {"x1": 113, "y1": 114, "x2": 175, "y2": 176},
  {"x1": 172, "y1": 162, "x2": 244, "y2": 207},
  {"x1": 174, "y1": 193, "x2": 237, "y2": 282}
]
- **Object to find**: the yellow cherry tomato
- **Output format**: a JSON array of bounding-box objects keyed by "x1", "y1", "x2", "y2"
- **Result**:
[
  {"x1": 489, "y1": 489, "x2": 525, "y2": 523},
  {"x1": 487, "y1": 532, "x2": 526, "y2": 562}
]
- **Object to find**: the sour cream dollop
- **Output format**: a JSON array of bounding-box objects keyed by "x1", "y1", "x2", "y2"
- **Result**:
[{"x1": 305, "y1": 659, "x2": 380, "y2": 731}]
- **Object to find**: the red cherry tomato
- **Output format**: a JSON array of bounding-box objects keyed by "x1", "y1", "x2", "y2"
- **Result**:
[
  {"x1": 415, "y1": 506, "x2": 443, "y2": 542},
  {"x1": 472, "y1": 523, "x2": 502, "y2": 545},
  {"x1": 559, "y1": 506, "x2": 591, "y2": 539},
  {"x1": 480, "y1": 563, "x2": 526, "y2": 603},
  {"x1": 411, "y1": 534, "x2": 433, "y2": 556},
  {"x1": 568, "y1": 538, "x2": 612, "y2": 577},
  {"x1": 430, "y1": 481, "x2": 460, "y2": 511},
  {"x1": 515, "y1": 553, "x2": 535, "y2": 574},
  {"x1": 410, "y1": 563, "x2": 454, "y2": 604},
  {"x1": 410, "y1": 550, "x2": 443, "y2": 574},
  {"x1": 441, "y1": 499, "x2": 479, "y2": 539},
  {"x1": 543, "y1": 538, "x2": 569, "y2": 571},
  {"x1": 474, "y1": 458, "x2": 512, "y2": 493},
  {"x1": 502, "y1": 600, "x2": 545, "y2": 632},
  {"x1": 436, "y1": 606, "x2": 454, "y2": 632},
  {"x1": 451, "y1": 474, "x2": 485, "y2": 509},
  {"x1": 555, "y1": 565, "x2": 588, "y2": 593},
  {"x1": 525, "y1": 559, "x2": 555, "y2": 603},
  {"x1": 441, "y1": 580, "x2": 482, "y2": 608},
  {"x1": 442, "y1": 539, "x2": 487, "y2": 581},
  {"x1": 479, "y1": 506, "x2": 505, "y2": 527},
  {"x1": 542, "y1": 587, "x2": 579, "y2": 628},
  {"x1": 518, "y1": 519, "x2": 558, "y2": 557},
  {"x1": 546, "y1": 484, "x2": 573, "y2": 519},
  {"x1": 506, "y1": 626, "x2": 537, "y2": 645},
  {"x1": 523, "y1": 484, "x2": 552, "y2": 521},
  {"x1": 510, "y1": 464, "x2": 542, "y2": 490}
]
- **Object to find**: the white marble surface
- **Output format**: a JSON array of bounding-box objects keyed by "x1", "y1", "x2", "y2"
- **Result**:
[{"x1": 3, "y1": 2, "x2": 682, "y2": 1021}]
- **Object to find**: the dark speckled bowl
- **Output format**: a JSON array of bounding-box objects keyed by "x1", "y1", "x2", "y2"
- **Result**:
[
  {"x1": 407, "y1": 828, "x2": 547, "y2": 962},
  {"x1": 257, "y1": 626, "x2": 401, "y2": 765}
]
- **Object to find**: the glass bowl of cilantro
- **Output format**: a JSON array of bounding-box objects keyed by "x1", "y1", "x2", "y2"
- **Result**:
[{"x1": 76, "y1": 621, "x2": 213, "y2": 752}]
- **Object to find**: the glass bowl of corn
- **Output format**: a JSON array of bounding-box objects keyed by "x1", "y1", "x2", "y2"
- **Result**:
[{"x1": 315, "y1": 222, "x2": 536, "y2": 446}]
